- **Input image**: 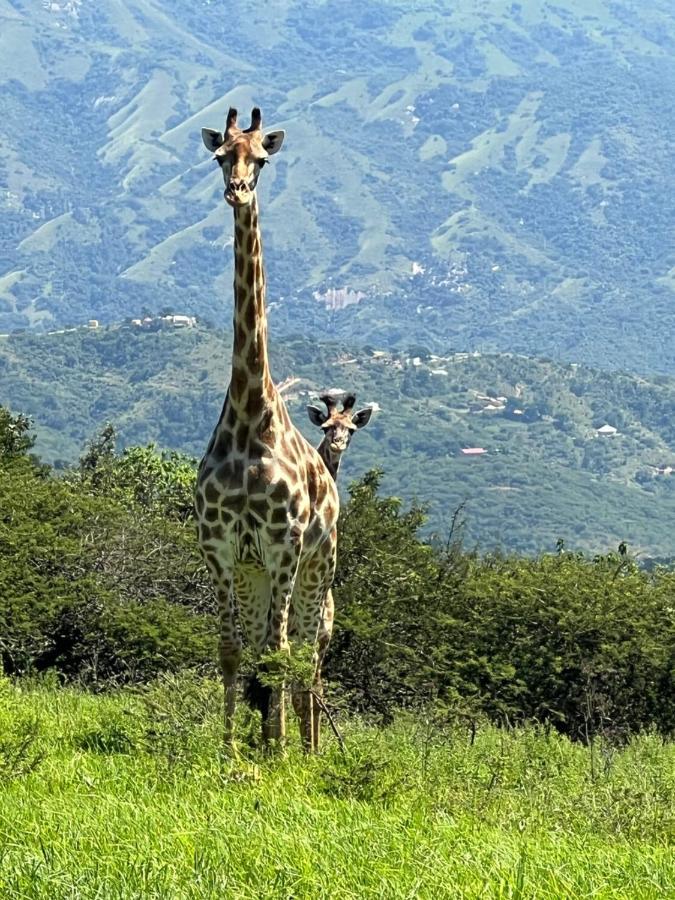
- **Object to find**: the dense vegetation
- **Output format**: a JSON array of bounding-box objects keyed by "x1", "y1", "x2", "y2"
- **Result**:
[
  {"x1": 0, "y1": 412, "x2": 214, "y2": 682},
  {"x1": 332, "y1": 472, "x2": 674, "y2": 740},
  {"x1": 1, "y1": 405, "x2": 673, "y2": 741},
  {"x1": 3, "y1": 325, "x2": 675, "y2": 556},
  {"x1": 3, "y1": 1, "x2": 675, "y2": 892},
  {"x1": 1, "y1": 401, "x2": 673, "y2": 894},
  {"x1": 3, "y1": 1, "x2": 675, "y2": 374},
  {"x1": 1, "y1": 680, "x2": 673, "y2": 898}
]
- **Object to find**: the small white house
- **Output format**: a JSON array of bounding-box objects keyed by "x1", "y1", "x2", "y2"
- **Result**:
[
  {"x1": 163, "y1": 315, "x2": 196, "y2": 328},
  {"x1": 596, "y1": 424, "x2": 618, "y2": 436}
]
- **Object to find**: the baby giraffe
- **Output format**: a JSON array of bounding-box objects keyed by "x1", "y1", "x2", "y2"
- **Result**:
[
  {"x1": 300, "y1": 391, "x2": 373, "y2": 744},
  {"x1": 306, "y1": 393, "x2": 373, "y2": 481}
]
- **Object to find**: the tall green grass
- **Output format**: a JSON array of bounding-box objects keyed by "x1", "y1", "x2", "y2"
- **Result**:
[{"x1": 1, "y1": 674, "x2": 673, "y2": 899}]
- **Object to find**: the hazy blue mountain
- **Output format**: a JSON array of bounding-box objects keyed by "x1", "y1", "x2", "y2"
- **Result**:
[
  {"x1": 3, "y1": 324, "x2": 675, "y2": 557},
  {"x1": 2, "y1": 0, "x2": 675, "y2": 373}
]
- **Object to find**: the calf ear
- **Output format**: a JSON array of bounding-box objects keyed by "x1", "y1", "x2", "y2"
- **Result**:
[
  {"x1": 307, "y1": 405, "x2": 328, "y2": 427},
  {"x1": 352, "y1": 407, "x2": 373, "y2": 429},
  {"x1": 202, "y1": 128, "x2": 224, "y2": 153},
  {"x1": 263, "y1": 130, "x2": 285, "y2": 156}
]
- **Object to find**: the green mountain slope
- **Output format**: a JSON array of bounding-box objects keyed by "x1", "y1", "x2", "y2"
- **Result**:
[
  {"x1": 2, "y1": 325, "x2": 675, "y2": 556},
  {"x1": 2, "y1": 0, "x2": 675, "y2": 372}
]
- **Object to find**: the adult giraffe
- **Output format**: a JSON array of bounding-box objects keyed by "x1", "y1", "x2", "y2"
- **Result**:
[{"x1": 195, "y1": 107, "x2": 339, "y2": 752}]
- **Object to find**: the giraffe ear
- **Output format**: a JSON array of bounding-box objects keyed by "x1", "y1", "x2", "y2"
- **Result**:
[
  {"x1": 263, "y1": 130, "x2": 285, "y2": 156},
  {"x1": 307, "y1": 405, "x2": 328, "y2": 427},
  {"x1": 352, "y1": 407, "x2": 373, "y2": 429},
  {"x1": 202, "y1": 128, "x2": 224, "y2": 153}
]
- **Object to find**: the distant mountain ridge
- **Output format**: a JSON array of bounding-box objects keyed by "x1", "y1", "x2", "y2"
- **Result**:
[
  {"x1": 2, "y1": 324, "x2": 675, "y2": 557},
  {"x1": 2, "y1": 0, "x2": 675, "y2": 373}
]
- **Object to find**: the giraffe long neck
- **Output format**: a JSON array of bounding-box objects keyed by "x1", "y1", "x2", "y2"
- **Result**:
[
  {"x1": 229, "y1": 195, "x2": 274, "y2": 416},
  {"x1": 317, "y1": 439, "x2": 340, "y2": 481}
]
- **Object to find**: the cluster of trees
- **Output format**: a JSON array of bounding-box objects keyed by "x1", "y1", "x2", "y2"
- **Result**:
[
  {"x1": 1, "y1": 405, "x2": 673, "y2": 739},
  {"x1": 332, "y1": 473, "x2": 674, "y2": 739},
  {"x1": 0, "y1": 411, "x2": 214, "y2": 682}
]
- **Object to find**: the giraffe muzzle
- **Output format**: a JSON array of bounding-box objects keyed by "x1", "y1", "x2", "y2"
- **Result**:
[{"x1": 225, "y1": 179, "x2": 255, "y2": 207}]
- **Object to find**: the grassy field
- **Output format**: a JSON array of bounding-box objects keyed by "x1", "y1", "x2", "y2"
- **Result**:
[{"x1": 1, "y1": 675, "x2": 673, "y2": 899}]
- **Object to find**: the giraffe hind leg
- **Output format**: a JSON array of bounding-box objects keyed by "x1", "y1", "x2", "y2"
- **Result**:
[
  {"x1": 312, "y1": 589, "x2": 334, "y2": 752},
  {"x1": 242, "y1": 669, "x2": 272, "y2": 729}
]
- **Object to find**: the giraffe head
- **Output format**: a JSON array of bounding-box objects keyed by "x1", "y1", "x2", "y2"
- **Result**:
[
  {"x1": 202, "y1": 107, "x2": 285, "y2": 208},
  {"x1": 307, "y1": 393, "x2": 373, "y2": 467}
]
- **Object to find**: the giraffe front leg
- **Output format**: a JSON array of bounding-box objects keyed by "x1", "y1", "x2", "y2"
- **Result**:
[
  {"x1": 216, "y1": 584, "x2": 242, "y2": 753},
  {"x1": 237, "y1": 561, "x2": 298, "y2": 752}
]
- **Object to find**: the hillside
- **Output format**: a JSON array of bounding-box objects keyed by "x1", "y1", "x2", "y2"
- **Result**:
[
  {"x1": 2, "y1": 0, "x2": 675, "y2": 372},
  {"x1": 3, "y1": 324, "x2": 675, "y2": 556}
]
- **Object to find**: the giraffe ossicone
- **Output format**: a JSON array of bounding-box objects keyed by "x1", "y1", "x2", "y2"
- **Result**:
[{"x1": 195, "y1": 106, "x2": 340, "y2": 752}]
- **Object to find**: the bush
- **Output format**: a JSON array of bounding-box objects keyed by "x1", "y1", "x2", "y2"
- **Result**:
[
  {"x1": 328, "y1": 472, "x2": 675, "y2": 739},
  {"x1": 0, "y1": 420, "x2": 215, "y2": 684},
  {"x1": 328, "y1": 469, "x2": 467, "y2": 716},
  {"x1": 450, "y1": 551, "x2": 675, "y2": 739}
]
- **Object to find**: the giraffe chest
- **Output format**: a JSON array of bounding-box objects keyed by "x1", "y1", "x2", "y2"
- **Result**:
[
  {"x1": 196, "y1": 456, "x2": 309, "y2": 558},
  {"x1": 198, "y1": 454, "x2": 300, "y2": 512}
]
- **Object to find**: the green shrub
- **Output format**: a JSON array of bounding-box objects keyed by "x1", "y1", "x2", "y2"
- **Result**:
[
  {"x1": 0, "y1": 420, "x2": 215, "y2": 684},
  {"x1": 450, "y1": 551, "x2": 675, "y2": 739},
  {"x1": 329, "y1": 472, "x2": 675, "y2": 739}
]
